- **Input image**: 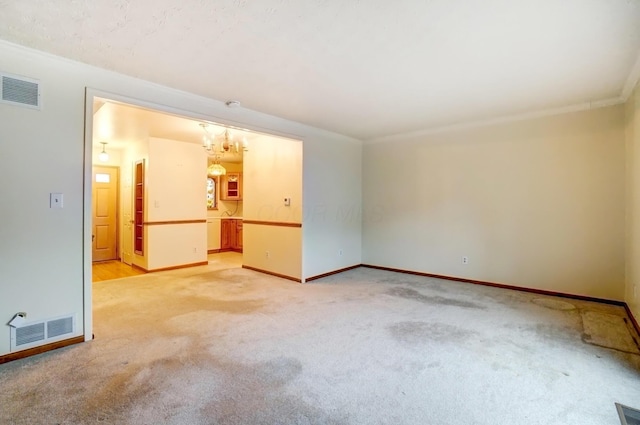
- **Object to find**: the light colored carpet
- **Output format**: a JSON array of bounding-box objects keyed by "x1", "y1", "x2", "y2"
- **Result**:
[{"x1": 1, "y1": 263, "x2": 639, "y2": 424}]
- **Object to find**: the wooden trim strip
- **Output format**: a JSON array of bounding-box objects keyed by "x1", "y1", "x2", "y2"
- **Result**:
[
  {"x1": 623, "y1": 303, "x2": 640, "y2": 338},
  {"x1": 361, "y1": 264, "x2": 627, "y2": 306},
  {"x1": 305, "y1": 265, "x2": 361, "y2": 282},
  {"x1": 131, "y1": 263, "x2": 148, "y2": 273},
  {"x1": 0, "y1": 336, "x2": 85, "y2": 365},
  {"x1": 242, "y1": 265, "x2": 302, "y2": 283},
  {"x1": 144, "y1": 261, "x2": 209, "y2": 273},
  {"x1": 242, "y1": 220, "x2": 302, "y2": 228},
  {"x1": 207, "y1": 249, "x2": 221, "y2": 254},
  {"x1": 143, "y1": 219, "x2": 206, "y2": 226}
]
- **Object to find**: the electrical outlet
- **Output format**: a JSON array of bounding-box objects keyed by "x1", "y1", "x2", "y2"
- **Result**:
[
  {"x1": 266, "y1": 251, "x2": 270, "y2": 259},
  {"x1": 339, "y1": 249, "x2": 343, "y2": 256},
  {"x1": 462, "y1": 256, "x2": 469, "y2": 265},
  {"x1": 193, "y1": 247, "x2": 197, "y2": 253}
]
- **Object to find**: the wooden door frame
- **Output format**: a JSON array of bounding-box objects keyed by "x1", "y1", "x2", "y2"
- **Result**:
[{"x1": 91, "y1": 165, "x2": 120, "y2": 262}]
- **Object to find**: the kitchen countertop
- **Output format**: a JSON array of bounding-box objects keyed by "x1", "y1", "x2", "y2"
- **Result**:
[{"x1": 207, "y1": 216, "x2": 243, "y2": 220}]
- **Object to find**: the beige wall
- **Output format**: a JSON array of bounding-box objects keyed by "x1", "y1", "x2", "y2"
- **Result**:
[
  {"x1": 243, "y1": 134, "x2": 303, "y2": 279},
  {"x1": 0, "y1": 40, "x2": 362, "y2": 356},
  {"x1": 363, "y1": 106, "x2": 626, "y2": 300},
  {"x1": 626, "y1": 84, "x2": 640, "y2": 320},
  {"x1": 144, "y1": 137, "x2": 207, "y2": 270}
]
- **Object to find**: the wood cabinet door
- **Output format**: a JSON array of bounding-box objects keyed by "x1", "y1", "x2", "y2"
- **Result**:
[
  {"x1": 236, "y1": 221, "x2": 243, "y2": 250},
  {"x1": 220, "y1": 219, "x2": 232, "y2": 249}
]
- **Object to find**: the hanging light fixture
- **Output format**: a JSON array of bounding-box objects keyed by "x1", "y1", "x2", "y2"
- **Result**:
[
  {"x1": 207, "y1": 158, "x2": 227, "y2": 176},
  {"x1": 98, "y1": 142, "x2": 109, "y2": 162},
  {"x1": 200, "y1": 123, "x2": 249, "y2": 176}
]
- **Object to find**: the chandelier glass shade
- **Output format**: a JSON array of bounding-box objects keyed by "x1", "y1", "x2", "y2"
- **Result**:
[{"x1": 207, "y1": 162, "x2": 227, "y2": 176}]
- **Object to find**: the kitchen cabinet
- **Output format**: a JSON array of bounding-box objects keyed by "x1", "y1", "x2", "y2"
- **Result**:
[
  {"x1": 221, "y1": 218, "x2": 243, "y2": 252},
  {"x1": 207, "y1": 219, "x2": 221, "y2": 252},
  {"x1": 221, "y1": 172, "x2": 242, "y2": 201}
]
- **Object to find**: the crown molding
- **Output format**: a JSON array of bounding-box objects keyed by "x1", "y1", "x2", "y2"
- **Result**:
[
  {"x1": 365, "y1": 97, "x2": 624, "y2": 144},
  {"x1": 622, "y1": 48, "x2": 640, "y2": 101}
]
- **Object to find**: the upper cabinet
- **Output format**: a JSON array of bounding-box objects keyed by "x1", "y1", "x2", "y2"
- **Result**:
[{"x1": 221, "y1": 172, "x2": 242, "y2": 201}]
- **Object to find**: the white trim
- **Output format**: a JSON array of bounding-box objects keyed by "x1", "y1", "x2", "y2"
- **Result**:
[
  {"x1": 83, "y1": 89, "x2": 93, "y2": 342},
  {"x1": 365, "y1": 97, "x2": 624, "y2": 144},
  {"x1": 622, "y1": 49, "x2": 640, "y2": 101}
]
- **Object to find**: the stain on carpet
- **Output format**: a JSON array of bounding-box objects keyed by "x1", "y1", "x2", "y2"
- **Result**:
[
  {"x1": 389, "y1": 321, "x2": 474, "y2": 345},
  {"x1": 581, "y1": 311, "x2": 640, "y2": 354},
  {"x1": 386, "y1": 287, "x2": 485, "y2": 309},
  {"x1": 532, "y1": 298, "x2": 577, "y2": 311}
]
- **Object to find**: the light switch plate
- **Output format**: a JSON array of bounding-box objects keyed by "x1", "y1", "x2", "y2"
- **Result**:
[
  {"x1": 50, "y1": 193, "x2": 63, "y2": 208},
  {"x1": 284, "y1": 197, "x2": 291, "y2": 206}
]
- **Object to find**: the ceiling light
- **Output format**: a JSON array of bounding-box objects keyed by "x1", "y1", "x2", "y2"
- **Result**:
[
  {"x1": 207, "y1": 161, "x2": 227, "y2": 176},
  {"x1": 199, "y1": 123, "x2": 249, "y2": 156},
  {"x1": 98, "y1": 142, "x2": 109, "y2": 162},
  {"x1": 225, "y1": 100, "x2": 241, "y2": 109}
]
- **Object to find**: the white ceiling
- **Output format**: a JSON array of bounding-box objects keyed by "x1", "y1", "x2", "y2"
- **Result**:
[
  {"x1": 2, "y1": 0, "x2": 640, "y2": 140},
  {"x1": 93, "y1": 100, "x2": 251, "y2": 162}
]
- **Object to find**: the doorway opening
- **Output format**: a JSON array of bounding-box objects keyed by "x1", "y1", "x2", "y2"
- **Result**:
[
  {"x1": 89, "y1": 97, "x2": 248, "y2": 282},
  {"x1": 83, "y1": 89, "x2": 304, "y2": 345}
]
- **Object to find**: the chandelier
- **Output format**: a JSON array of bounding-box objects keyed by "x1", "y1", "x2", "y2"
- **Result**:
[{"x1": 199, "y1": 123, "x2": 248, "y2": 176}]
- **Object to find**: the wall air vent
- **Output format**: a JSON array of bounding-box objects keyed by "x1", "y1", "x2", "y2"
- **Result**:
[
  {"x1": 1, "y1": 72, "x2": 41, "y2": 109},
  {"x1": 10, "y1": 314, "x2": 76, "y2": 352}
]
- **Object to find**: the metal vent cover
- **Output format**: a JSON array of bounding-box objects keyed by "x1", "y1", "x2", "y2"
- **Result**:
[
  {"x1": 1, "y1": 73, "x2": 41, "y2": 109},
  {"x1": 15, "y1": 323, "x2": 45, "y2": 346},
  {"x1": 616, "y1": 403, "x2": 640, "y2": 425},
  {"x1": 10, "y1": 314, "x2": 76, "y2": 352},
  {"x1": 47, "y1": 317, "x2": 73, "y2": 338}
]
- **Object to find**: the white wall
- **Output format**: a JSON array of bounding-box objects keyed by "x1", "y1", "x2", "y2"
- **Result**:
[
  {"x1": 302, "y1": 132, "x2": 362, "y2": 278},
  {"x1": 0, "y1": 40, "x2": 362, "y2": 356},
  {"x1": 363, "y1": 106, "x2": 625, "y2": 300},
  {"x1": 626, "y1": 84, "x2": 640, "y2": 320}
]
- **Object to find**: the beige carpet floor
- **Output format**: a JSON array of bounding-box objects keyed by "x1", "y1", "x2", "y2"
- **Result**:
[{"x1": 1, "y1": 262, "x2": 639, "y2": 424}]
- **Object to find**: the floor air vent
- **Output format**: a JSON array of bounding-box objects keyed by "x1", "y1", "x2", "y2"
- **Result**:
[
  {"x1": 10, "y1": 314, "x2": 76, "y2": 352},
  {"x1": 616, "y1": 403, "x2": 640, "y2": 425},
  {"x1": 1, "y1": 73, "x2": 41, "y2": 109}
]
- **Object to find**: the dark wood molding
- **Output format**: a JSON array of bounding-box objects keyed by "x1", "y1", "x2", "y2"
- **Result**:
[
  {"x1": 0, "y1": 336, "x2": 85, "y2": 365},
  {"x1": 207, "y1": 249, "x2": 221, "y2": 254},
  {"x1": 361, "y1": 264, "x2": 626, "y2": 306},
  {"x1": 218, "y1": 248, "x2": 243, "y2": 253},
  {"x1": 623, "y1": 303, "x2": 640, "y2": 337},
  {"x1": 143, "y1": 219, "x2": 206, "y2": 226},
  {"x1": 242, "y1": 220, "x2": 302, "y2": 228},
  {"x1": 242, "y1": 265, "x2": 302, "y2": 282},
  {"x1": 305, "y1": 265, "x2": 361, "y2": 282},
  {"x1": 146, "y1": 261, "x2": 209, "y2": 272},
  {"x1": 131, "y1": 263, "x2": 148, "y2": 273}
]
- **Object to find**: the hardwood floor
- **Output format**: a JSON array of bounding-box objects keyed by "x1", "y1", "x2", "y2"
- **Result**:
[
  {"x1": 92, "y1": 252, "x2": 243, "y2": 282},
  {"x1": 92, "y1": 260, "x2": 145, "y2": 282}
]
